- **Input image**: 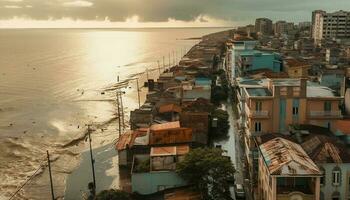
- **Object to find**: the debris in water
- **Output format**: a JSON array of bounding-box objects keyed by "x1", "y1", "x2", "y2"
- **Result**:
[
  {"x1": 9, "y1": 123, "x2": 13, "y2": 127},
  {"x1": 101, "y1": 92, "x2": 105, "y2": 95}
]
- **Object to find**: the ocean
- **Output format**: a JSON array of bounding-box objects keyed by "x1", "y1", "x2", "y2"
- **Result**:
[{"x1": 0, "y1": 27, "x2": 230, "y2": 199}]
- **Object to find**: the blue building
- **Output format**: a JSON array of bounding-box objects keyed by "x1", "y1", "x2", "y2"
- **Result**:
[
  {"x1": 235, "y1": 49, "x2": 282, "y2": 77},
  {"x1": 131, "y1": 146, "x2": 189, "y2": 195}
]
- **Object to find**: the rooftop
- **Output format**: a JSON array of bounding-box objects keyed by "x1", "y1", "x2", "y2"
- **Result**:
[
  {"x1": 150, "y1": 121, "x2": 181, "y2": 131},
  {"x1": 158, "y1": 104, "x2": 182, "y2": 114},
  {"x1": 307, "y1": 85, "x2": 339, "y2": 98},
  {"x1": 259, "y1": 137, "x2": 320, "y2": 176},
  {"x1": 151, "y1": 145, "x2": 190, "y2": 157},
  {"x1": 246, "y1": 88, "x2": 272, "y2": 97},
  {"x1": 272, "y1": 79, "x2": 301, "y2": 86},
  {"x1": 302, "y1": 135, "x2": 350, "y2": 164},
  {"x1": 238, "y1": 49, "x2": 273, "y2": 57}
]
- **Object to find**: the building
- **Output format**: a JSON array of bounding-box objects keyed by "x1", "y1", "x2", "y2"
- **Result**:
[
  {"x1": 131, "y1": 145, "x2": 189, "y2": 195},
  {"x1": 312, "y1": 10, "x2": 350, "y2": 45},
  {"x1": 274, "y1": 21, "x2": 294, "y2": 36},
  {"x1": 284, "y1": 58, "x2": 311, "y2": 78},
  {"x1": 226, "y1": 38, "x2": 257, "y2": 84},
  {"x1": 255, "y1": 18, "x2": 273, "y2": 35},
  {"x1": 302, "y1": 134, "x2": 350, "y2": 200},
  {"x1": 237, "y1": 78, "x2": 344, "y2": 188},
  {"x1": 258, "y1": 137, "x2": 321, "y2": 200},
  {"x1": 234, "y1": 49, "x2": 282, "y2": 77}
]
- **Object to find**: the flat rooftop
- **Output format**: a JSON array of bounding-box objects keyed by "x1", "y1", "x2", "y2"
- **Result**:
[
  {"x1": 272, "y1": 79, "x2": 300, "y2": 86},
  {"x1": 246, "y1": 88, "x2": 272, "y2": 97},
  {"x1": 307, "y1": 85, "x2": 339, "y2": 98},
  {"x1": 238, "y1": 49, "x2": 273, "y2": 57}
]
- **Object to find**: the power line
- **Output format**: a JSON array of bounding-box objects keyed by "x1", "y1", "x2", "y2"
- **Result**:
[{"x1": 9, "y1": 160, "x2": 45, "y2": 200}]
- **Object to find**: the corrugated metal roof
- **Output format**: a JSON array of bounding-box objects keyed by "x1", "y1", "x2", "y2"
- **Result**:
[
  {"x1": 151, "y1": 121, "x2": 180, "y2": 131},
  {"x1": 259, "y1": 137, "x2": 320, "y2": 176},
  {"x1": 301, "y1": 134, "x2": 350, "y2": 164},
  {"x1": 116, "y1": 129, "x2": 149, "y2": 151},
  {"x1": 159, "y1": 104, "x2": 182, "y2": 114},
  {"x1": 151, "y1": 145, "x2": 190, "y2": 157}
]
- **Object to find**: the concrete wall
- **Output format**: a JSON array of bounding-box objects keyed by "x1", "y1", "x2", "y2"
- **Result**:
[
  {"x1": 319, "y1": 163, "x2": 350, "y2": 200},
  {"x1": 131, "y1": 171, "x2": 187, "y2": 195}
]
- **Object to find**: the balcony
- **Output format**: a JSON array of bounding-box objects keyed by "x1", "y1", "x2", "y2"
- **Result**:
[
  {"x1": 309, "y1": 110, "x2": 342, "y2": 119},
  {"x1": 245, "y1": 104, "x2": 269, "y2": 119}
]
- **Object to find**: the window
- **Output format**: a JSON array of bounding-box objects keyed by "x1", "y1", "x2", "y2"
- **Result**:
[
  {"x1": 293, "y1": 107, "x2": 299, "y2": 115},
  {"x1": 320, "y1": 168, "x2": 325, "y2": 186},
  {"x1": 256, "y1": 101, "x2": 262, "y2": 111},
  {"x1": 332, "y1": 169, "x2": 341, "y2": 186},
  {"x1": 255, "y1": 122, "x2": 262, "y2": 133},
  {"x1": 324, "y1": 101, "x2": 332, "y2": 111},
  {"x1": 280, "y1": 87, "x2": 287, "y2": 96}
]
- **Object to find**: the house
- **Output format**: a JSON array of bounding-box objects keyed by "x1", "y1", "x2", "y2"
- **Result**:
[
  {"x1": 158, "y1": 103, "x2": 182, "y2": 121},
  {"x1": 235, "y1": 49, "x2": 282, "y2": 77},
  {"x1": 237, "y1": 78, "x2": 344, "y2": 189},
  {"x1": 284, "y1": 58, "x2": 311, "y2": 78},
  {"x1": 131, "y1": 145, "x2": 189, "y2": 195},
  {"x1": 116, "y1": 128, "x2": 150, "y2": 166},
  {"x1": 149, "y1": 121, "x2": 195, "y2": 145},
  {"x1": 258, "y1": 137, "x2": 321, "y2": 200},
  {"x1": 302, "y1": 134, "x2": 350, "y2": 200},
  {"x1": 130, "y1": 103, "x2": 157, "y2": 130}
]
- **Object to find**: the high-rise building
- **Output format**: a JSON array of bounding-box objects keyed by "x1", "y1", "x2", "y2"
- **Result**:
[
  {"x1": 255, "y1": 18, "x2": 273, "y2": 35},
  {"x1": 273, "y1": 21, "x2": 295, "y2": 36},
  {"x1": 312, "y1": 10, "x2": 350, "y2": 45}
]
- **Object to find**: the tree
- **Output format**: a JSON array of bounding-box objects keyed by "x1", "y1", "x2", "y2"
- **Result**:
[
  {"x1": 95, "y1": 189, "x2": 132, "y2": 200},
  {"x1": 176, "y1": 148, "x2": 235, "y2": 200},
  {"x1": 211, "y1": 109, "x2": 230, "y2": 139}
]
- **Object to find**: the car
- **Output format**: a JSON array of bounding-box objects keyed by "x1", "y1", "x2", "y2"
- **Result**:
[{"x1": 235, "y1": 184, "x2": 245, "y2": 199}]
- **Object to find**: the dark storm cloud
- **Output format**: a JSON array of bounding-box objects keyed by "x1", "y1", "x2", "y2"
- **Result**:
[{"x1": 0, "y1": 0, "x2": 349, "y2": 23}]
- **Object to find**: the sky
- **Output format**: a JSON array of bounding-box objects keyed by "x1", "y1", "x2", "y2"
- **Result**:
[{"x1": 0, "y1": 0, "x2": 349, "y2": 28}]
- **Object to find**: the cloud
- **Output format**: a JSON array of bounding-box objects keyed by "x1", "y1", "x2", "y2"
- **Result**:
[
  {"x1": 4, "y1": 5, "x2": 21, "y2": 8},
  {"x1": 0, "y1": 0, "x2": 349, "y2": 26},
  {"x1": 2, "y1": 0, "x2": 23, "y2": 2},
  {"x1": 63, "y1": 0, "x2": 93, "y2": 8}
]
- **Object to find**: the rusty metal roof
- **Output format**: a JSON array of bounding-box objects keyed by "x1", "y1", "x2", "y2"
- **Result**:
[
  {"x1": 302, "y1": 134, "x2": 350, "y2": 164},
  {"x1": 159, "y1": 104, "x2": 182, "y2": 114},
  {"x1": 151, "y1": 145, "x2": 190, "y2": 157},
  {"x1": 116, "y1": 129, "x2": 149, "y2": 151},
  {"x1": 150, "y1": 121, "x2": 180, "y2": 131},
  {"x1": 259, "y1": 137, "x2": 320, "y2": 176}
]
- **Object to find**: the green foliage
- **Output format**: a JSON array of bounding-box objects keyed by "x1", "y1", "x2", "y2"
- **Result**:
[
  {"x1": 134, "y1": 159, "x2": 150, "y2": 173},
  {"x1": 212, "y1": 86, "x2": 228, "y2": 104},
  {"x1": 95, "y1": 189, "x2": 132, "y2": 200},
  {"x1": 211, "y1": 109, "x2": 230, "y2": 138},
  {"x1": 176, "y1": 148, "x2": 235, "y2": 200}
]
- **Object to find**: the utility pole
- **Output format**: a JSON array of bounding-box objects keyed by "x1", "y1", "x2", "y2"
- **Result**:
[
  {"x1": 47, "y1": 151, "x2": 55, "y2": 200},
  {"x1": 157, "y1": 60, "x2": 160, "y2": 74},
  {"x1": 116, "y1": 91, "x2": 121, "y2": 136},
  {"x1": 88, "y1": 125, "x2": 96, "y2": 196},
  {"x1": 136, "y1": 78, "x2": 141, "y2": 109},
  {"x1": 168, "y1": 53, "x2": 171, "y2": 69},
  {"x1": 146, "y1": 68, "x2": 149, "y2": 80},
  {"x1": 172, "y1": 51, "x2": 175, "y2": 66},
  {"x1": 163, "y1": 56, "x2": 165, "y2": 70},
  {"x1": 119, "y1": 91, "x2": 125, "y2": 130}
]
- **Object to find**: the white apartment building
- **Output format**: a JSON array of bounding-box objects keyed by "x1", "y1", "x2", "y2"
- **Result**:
[{"x1": 312, "y1": 10, "x2": 350, "y2": 45}]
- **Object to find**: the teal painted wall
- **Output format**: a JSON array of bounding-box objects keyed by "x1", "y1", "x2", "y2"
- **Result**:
[
  {"x1": 131, "y1": 171, "x2": 187, "y2": 195},
  {"x1": 279, "y1": 99, "x2": 286, "y2": 132},
  {"x1": 320, "y1": 74, "x2": 344, "y2": 90}
]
